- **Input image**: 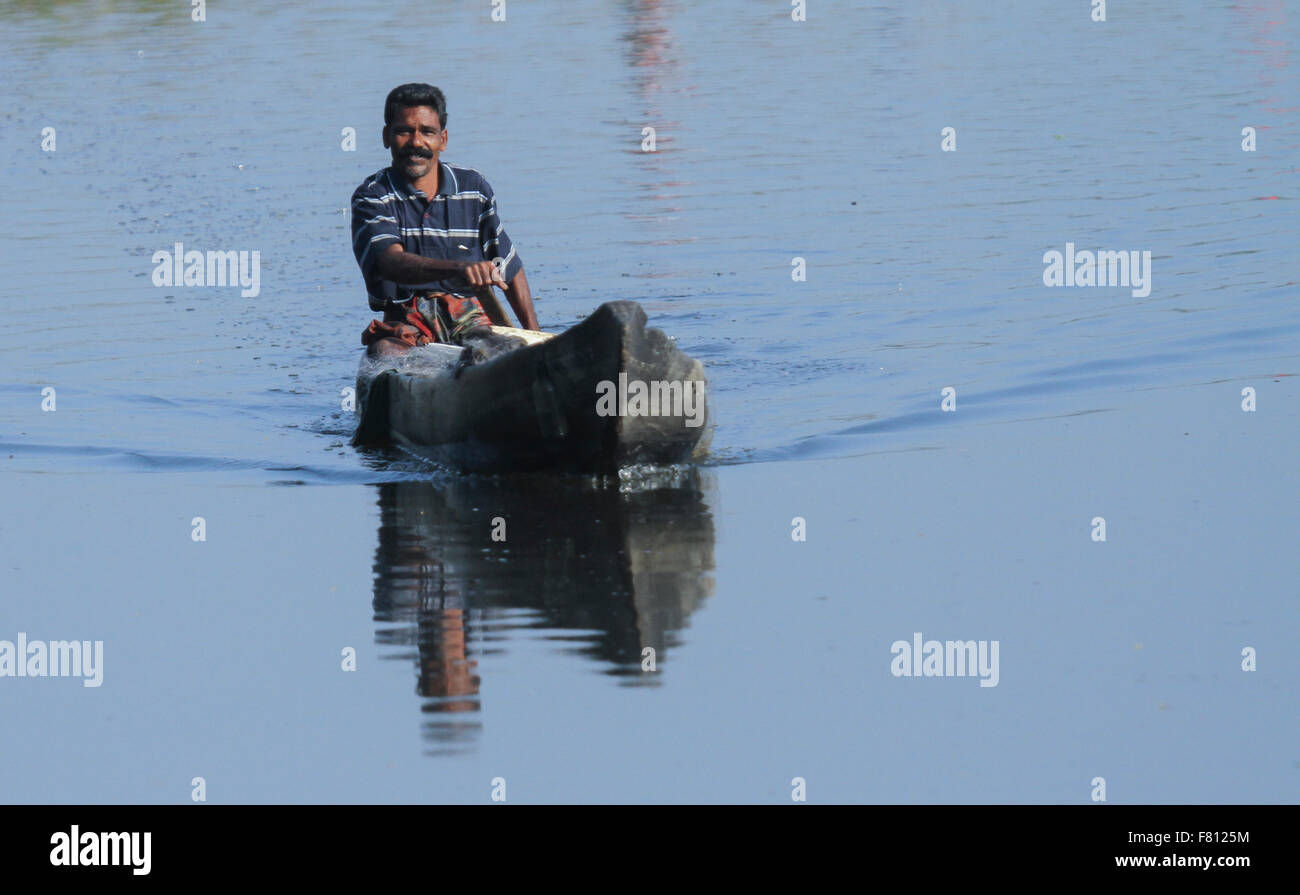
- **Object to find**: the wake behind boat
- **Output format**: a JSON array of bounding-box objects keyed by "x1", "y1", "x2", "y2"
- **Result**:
[{"x1": 352, "y1": 300, "x2": 710, "y2": 474}]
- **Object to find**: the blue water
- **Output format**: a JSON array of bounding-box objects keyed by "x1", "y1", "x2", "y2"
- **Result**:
[{"x1": 1, "y1": 0, "x2": 1296, "y2": 803}]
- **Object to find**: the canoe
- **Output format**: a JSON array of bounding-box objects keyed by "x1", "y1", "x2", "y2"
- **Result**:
[{"x1": 351, "y1": 300, "x2": 710, "y2": 474}]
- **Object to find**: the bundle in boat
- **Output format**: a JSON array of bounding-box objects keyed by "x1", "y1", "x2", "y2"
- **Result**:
[{"x1": 352, "y1": 300, "x2": 710, "y2": 474}]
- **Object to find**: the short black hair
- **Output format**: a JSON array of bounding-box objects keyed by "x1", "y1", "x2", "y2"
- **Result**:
[{"x1": 384, "y1": 83, "x2": 447, "y2": 129}]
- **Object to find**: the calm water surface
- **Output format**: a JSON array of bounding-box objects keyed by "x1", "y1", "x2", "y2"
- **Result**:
[{"x1": 1, "y1": 0, "x2": 1297, "y2": 802}]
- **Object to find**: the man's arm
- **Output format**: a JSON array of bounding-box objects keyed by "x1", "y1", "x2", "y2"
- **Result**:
[
  {"x1": 378, "y1": 244, "x2": 540, "y2": 331},
  {"x1": 475, "y1": 179, "x2": 538, "y2": 330},
  {"x1": 375, "y1": 243, "x2": 474, "y2": 283},
  {"x1": 351, "y1": 184, "x2": 403, "y2": 310},
  {"x1": 503, "y1": 267, "x2": 539, "y2": 331}
]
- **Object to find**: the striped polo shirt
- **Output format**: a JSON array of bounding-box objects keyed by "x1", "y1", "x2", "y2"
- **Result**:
[{"x1": 350, "y1": 162, "x2": 524, "y2": 312}]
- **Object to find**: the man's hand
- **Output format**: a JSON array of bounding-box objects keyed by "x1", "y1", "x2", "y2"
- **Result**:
[
  {"x1": 376, "y1": 245, "x2": 507, "y2": 290},
  {"x1": 461, "y1": 260, "x2": 507, "y2": 291}
]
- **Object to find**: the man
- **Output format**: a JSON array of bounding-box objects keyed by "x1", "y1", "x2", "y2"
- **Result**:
[{"x1": 351, "y1": 83, "x2": 539, "y2": 358}]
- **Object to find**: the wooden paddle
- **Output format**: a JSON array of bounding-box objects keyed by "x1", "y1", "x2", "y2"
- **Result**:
[{"x1": 475, "y1": 275, "x2": 518, "y2": 329}]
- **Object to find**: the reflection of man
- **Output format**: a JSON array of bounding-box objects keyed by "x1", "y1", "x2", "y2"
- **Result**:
[
  {"x1": 351, "y1": 83, "x2": 539, "y2": 359},
  {"x1": 418, "y1": 607, "x2": 480, "y2": 712},
  {"x1": 371, "y1": 477, "x2": 717, "y2": 753}
]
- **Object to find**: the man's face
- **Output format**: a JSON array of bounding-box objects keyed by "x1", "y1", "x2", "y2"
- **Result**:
[{"x1": 383, "y1": 105, "x2": 447, "y2": 181}]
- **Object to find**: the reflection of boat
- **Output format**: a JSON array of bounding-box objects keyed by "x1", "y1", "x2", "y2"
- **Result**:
[
  {"x1": 370, "y1": 472, "x2": 717, "y2": 753},
  {"x1": 352, "y1": 301, "x2": 710, "y2": 474}
]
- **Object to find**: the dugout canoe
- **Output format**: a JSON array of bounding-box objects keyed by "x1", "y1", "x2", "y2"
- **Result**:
[{"x1": 351, "y1": 300, "x2": 710, "y2": 474}]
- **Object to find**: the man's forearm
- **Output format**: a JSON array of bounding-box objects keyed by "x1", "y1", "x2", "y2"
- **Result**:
[
  {"x1": 505, "y1": 269, "x2": 539, "y2": 330},
  {"x1": 375, "y1": 248, "x2": 465, "y2": 284},
  {"x1": 375, "y1": 246, "x2": 538, "y2": 329}
]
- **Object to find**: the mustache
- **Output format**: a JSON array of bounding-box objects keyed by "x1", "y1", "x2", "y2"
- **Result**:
[{"x1": 400, "y1": 149, "x2": 434, "y2": 160}]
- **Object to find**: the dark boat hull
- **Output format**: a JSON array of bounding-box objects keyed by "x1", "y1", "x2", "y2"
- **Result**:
[{"x1": 352, "y1": 301, "x2": 709, "y2": 474}]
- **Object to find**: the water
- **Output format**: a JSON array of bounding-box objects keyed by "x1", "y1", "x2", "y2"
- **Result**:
[{"x1": 1, "y1": 0, "x2": 1297, "y2": 803}]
